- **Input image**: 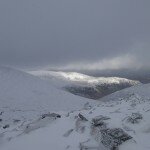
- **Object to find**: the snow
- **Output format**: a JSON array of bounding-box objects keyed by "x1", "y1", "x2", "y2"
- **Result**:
[
  {"x1": 0, "y1": 66, "x2": 96, "y2": 146},
  {"x1": 1, "y1": 78, "x2": 150, "y2": 150},
  {"x1": 29, "y1": 70, "x2": 140, "y2": 100},
  {"x1": 0, "y1": 66, "x2": 94, "y2": 112},
  {"x1": 29, "y1": 70, "x2": 140, "y2": 86},
  {"x1": 0, "y1": 66, "x2": 150, "y2": 150}
]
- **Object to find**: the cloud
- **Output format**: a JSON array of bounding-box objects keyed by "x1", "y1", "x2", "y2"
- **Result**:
[
  {"x1": 47, "y1": 54, "x2": 142, "y2": 71},
  {"x1": 0, "y1": 0, "x2": 149, "y2": 68}
]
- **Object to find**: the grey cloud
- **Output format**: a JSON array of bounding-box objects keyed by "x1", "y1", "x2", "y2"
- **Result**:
[{"x1": 0, "y1": 0, "x2": 150, "y2": 68}]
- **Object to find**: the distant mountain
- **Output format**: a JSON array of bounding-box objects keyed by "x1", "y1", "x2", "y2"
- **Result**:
[
  {"x1": 80, "y1": 68, "x2": 150, "y2": 84},
  {"x1": 29, "y1": 70, "x2": 140, "y2": 99}
]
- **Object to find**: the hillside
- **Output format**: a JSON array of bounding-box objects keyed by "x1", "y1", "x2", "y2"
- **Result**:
[
  {"x1": 29, "y1": 70, "x2": 140, "y2": 99},
  {"x1": 1, "y1": 82, "x2": 150, "y2": 150},
  {"x1": 0, "y1": 66, "x2": 93, "y2": 111},
  {"x1": 0, "y1": 66, "x2": 96, "y2": 145}
]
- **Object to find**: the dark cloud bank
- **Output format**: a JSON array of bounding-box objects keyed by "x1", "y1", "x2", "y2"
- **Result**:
[{"x1": 0, "y1": 0, "x2": 150, "y2": 70}]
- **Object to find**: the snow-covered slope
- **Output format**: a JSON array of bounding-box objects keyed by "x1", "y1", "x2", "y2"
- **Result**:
[
  {"x1": 29, "y1": 70, "x2": 139, "y2": 85},
  {"x1": 29, "y1": 70, "x2": 140, "y2": 99},
  {"x1": 0, "y1": 66, "x2": 97, "y2": 145},
  {"x1": 0, "y1": 66, "x2": 93, "y2": 111},
  {"x1": 1, "y1": 83, "x2": 150, "y2": 150}
]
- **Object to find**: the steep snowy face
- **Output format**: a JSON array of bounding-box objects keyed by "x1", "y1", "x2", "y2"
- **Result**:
[
  {"x1": 1, "y1": 83, "x2": 150, "y2": 150},
  {"x1": 29, "y1": 70, "x2": 140, "y2": 99}
]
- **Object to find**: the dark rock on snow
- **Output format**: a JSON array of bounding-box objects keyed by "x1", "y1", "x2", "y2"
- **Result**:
[
  {"x1": 127, "y1": 113, "x2": 143, "y2": 124},
  {"x1": 41, "y1": 113, "x2": 61, "y2": 119},
  {"x1": 101, "y1": 128, "x2": 132, "y2": 150}
]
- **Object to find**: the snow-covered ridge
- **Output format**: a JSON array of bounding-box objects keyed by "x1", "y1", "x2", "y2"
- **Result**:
[
  {"x1": 29, "y1": 70, "x2": 140, "y2": 85},
  {"x1": 29, "y1": 70, "x2": 140, "y2": 99}
]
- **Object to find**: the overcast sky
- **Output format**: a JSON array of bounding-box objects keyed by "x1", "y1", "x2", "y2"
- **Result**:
[{"x1": 0, "y1": 0, "x2": 150, "y2": 70}]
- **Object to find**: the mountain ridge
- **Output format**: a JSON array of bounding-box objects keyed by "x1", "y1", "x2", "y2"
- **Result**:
[{"x1": 29, "y1": 70, "x2": 140, "y2": 99}]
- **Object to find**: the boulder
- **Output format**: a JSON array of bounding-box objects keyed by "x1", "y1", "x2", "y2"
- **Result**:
[
  {"x1": 127, "y1": 113, "x2": 143, "y2": 124},
  {"x1": 101, "y1": 128, "x2": 132, "y2": 150},
  {"x1": 92, "y1": 115, "x2": 110, "y2": 127},
  {"x1": 41, "y1": 113, "x2": 61, "y2": 119}
]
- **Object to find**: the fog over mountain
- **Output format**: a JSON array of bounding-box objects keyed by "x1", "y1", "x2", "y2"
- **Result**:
[
  {"x1": 0, "y1": 0, "x2": 150, "y2": 70},
  {"x1": 1, "y1": 1, "x2": 150, "y2": 149}
]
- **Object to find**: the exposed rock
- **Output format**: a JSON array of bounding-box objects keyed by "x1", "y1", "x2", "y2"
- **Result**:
[
  {"x1": 0, "y1": 112, "x2": 3, "y2": 115},
  {"x1": 91, "y1": 116, "x2": 132, "y2": 150},
  {"x1": 63, "y1": 129, "x2": 74, "y2": 137},
  {"x1": 74, "y1": 114, "x2": 88, "y2": 133},
  {"x1": 13, "y1": 119, "x2": 21, "y2": 123},
  {"x1": 91, "y1": 115, "x2": 111, "y2": 143},
  {"x1": 3, "y1": 124, "x2": 10, "y2": 129},
  {"x1": 41, "y1": 113, "x2": 61, "y2": 119},
  {"x1": 65, "y1": 86, "x2": 100, "y2": 99},
  {"x1": 78, "y1": 113, "x2": 88, "y2": 121},
  {"x1": 101, "y1": 128, "x2": 132, "y2": 150},
  {"x1": 127, "y1": 113, "x2": 143, "y2": 124},
  {"x1": 92, "y1": 115, "x2": 110, "y2": 127},
  {"x1": 92, "y1": 120, "x2": 106, "y2": 129},
  {"x1": 64, "y1": 81, "x2": 137, "y2": 99}
]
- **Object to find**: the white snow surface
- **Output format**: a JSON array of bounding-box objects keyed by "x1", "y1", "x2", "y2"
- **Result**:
[
  {"x1": 0, "y1": 66, "x2": 98, "y2": 145},
  {"x1": 29, "y1": 70, "x2": 140, "y2": 87},
  {"x1": 1, "y1": 73, "x2": 150, "y2": 150},
  {"x1": 0, "y1": 66, "x2": 94, "y2": 112}
]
